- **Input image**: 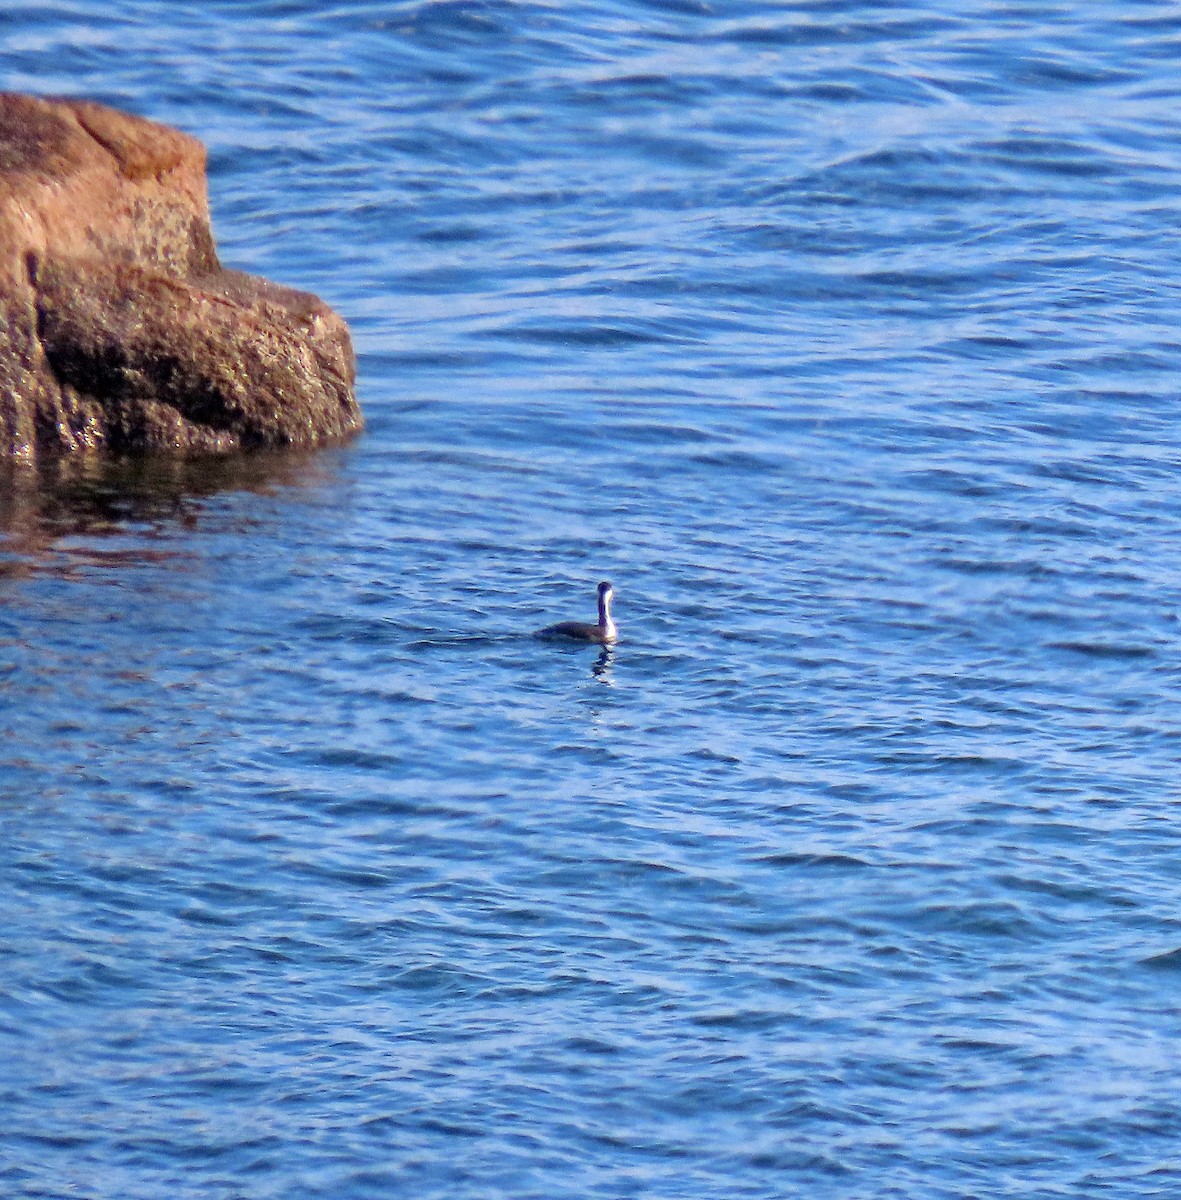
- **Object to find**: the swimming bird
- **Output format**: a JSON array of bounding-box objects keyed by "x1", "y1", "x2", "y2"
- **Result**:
[{"x1": 537, "y1": 580, "x2": 617, "y2": 644}]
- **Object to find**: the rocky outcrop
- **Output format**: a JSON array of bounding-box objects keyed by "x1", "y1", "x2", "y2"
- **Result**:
[{"x1": 0, "y1": 93, "x2": 362, "y2": 462}]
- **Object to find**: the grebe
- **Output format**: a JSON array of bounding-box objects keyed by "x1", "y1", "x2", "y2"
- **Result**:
[{"x1": 537, "y1": 580, "x2": 617, "y2": 644}]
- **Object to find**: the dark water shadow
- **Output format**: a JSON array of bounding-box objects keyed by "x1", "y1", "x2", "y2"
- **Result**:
[{"x1": 0, "y1": 449, "x2": 349, "y2": 574}]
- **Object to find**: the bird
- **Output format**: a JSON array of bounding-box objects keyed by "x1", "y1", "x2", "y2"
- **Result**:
[{"x1": 537, "y1": 580, "x2": 618, "y2": 644}]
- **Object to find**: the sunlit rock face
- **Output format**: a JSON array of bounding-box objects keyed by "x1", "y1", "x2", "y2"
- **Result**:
[{"x1": 0, "y1": 93, "x2": 362, "y2": 462}]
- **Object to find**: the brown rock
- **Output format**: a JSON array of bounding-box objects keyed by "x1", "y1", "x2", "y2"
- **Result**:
[{"x1": 0, "y1": 93, "x2": 362, "y2": 461}]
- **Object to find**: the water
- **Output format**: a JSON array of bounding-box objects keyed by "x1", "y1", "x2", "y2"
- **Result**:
[{"x1": 4, "y1": 3, "x2": 1181, "y2": 1196}]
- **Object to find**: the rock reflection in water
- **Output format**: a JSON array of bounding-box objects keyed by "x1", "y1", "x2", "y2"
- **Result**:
[{"x1": 0, "y1": 449, "x2": 345, "y2": 574}]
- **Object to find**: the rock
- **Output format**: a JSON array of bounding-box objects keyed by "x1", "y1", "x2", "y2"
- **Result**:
[{"x1": 0, "y1": 93, "x2": 362, "y2": 462}]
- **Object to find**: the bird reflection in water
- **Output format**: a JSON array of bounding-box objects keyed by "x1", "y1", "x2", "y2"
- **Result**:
[{"x1": 592, "y1": 645, "x2": 615, "y2": 682}]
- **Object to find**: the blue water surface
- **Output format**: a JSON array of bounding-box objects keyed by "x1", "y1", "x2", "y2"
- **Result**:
[{"x1": 4, "y1": 3, "x2": 1181, "y2": 1197}]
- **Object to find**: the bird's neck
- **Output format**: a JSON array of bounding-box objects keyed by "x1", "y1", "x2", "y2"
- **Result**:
[{"x1": 599, "y1": 593, "x2": 616, "y2": 639}]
